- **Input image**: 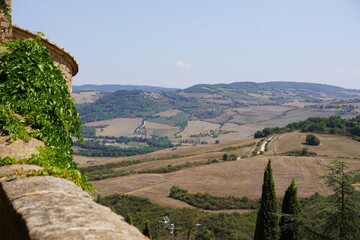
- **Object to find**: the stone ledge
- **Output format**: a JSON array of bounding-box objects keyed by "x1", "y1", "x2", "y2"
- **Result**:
[{"x1": 0, "y1": 165, "x2": 148, "y2": 240}]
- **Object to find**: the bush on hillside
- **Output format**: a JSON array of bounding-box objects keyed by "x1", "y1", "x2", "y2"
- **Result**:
[{"x1": 305, "y1": 134, "x2": 320, "y2": 146}]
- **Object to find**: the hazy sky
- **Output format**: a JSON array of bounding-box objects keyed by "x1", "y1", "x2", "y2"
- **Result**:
[{"x1": 13, "y1": 0, "x2": 360, "y2": 89}]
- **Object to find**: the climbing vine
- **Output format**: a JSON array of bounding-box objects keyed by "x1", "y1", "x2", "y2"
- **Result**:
[{"x1": 0, "y1": 37, "x2": 94, "y2": 192}]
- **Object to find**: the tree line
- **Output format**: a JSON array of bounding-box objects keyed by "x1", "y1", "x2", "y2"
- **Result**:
[{"x1": 254, "y1": 115, "x2": 360, "y2": 141}]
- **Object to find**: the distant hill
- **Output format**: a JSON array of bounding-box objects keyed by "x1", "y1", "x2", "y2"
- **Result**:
[
  {"x1": 77, "y1": 90, "x2": 213, "y2": 123},
  {"x1": 184, "y1": 82, "x2": 360, "y2": 103},
  {"x1": 73, "y1": 84, "x2": 178, "y2": 93},
  {"x1": 76, "y1": 81, "x2": 360, "y2": 124}
]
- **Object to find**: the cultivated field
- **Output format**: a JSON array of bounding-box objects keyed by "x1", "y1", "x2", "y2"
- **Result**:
[
  {"x1": 256, "y1": 108, "x2": 340, "y2": 128},
  {"x1": 154, "y1": 110, "x2": 182, "y2": 117},
  {"x1": 72, "y1": 91, "x2": 100, "y2": 104},
  {"x1": 267, "y1": 132, "x2": 360, "y2": 159},
  {"x1": 85, "y1": 133, "x2": 360, "y2": 208},
  {"x1": 229, "y1": 106, "x2": 294, "y2": 125},
  {"x1": 145, "y1": 121, "x2": 180, "y2": 138},
  {"x1": 179, "y1": 121, "x2": 221, "y2": 137},
  {"x1": 92, "y1": 155, "x2": 360, "y2": 208},
  {"x1": 85, "y1": 118, "x2": 143, "y2": 137}
]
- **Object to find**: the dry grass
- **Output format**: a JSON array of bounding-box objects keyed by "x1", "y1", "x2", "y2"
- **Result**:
[
  {"x1": 154, "y1": 110, "x2": 182, "y2": 117},
  {"x1": 72, "y1": 92, "x2": 100, "y2": 104},
  {"x1": 259, "y1": 108, "x2": 338, "y2": 128},
  {"x1": 85, "y1": 118, "x2": 143, "y2": 137},
  {"x1": 179, "y1": 121, "x2": 220, "y2": 137},
  {"x1": 229, "y1": 106, "x2": 293, "y2": 125},
  {"x1": 76, "y1": 138, "x2": 257, "y2": 167},
  {"x1": 87, "y1": 133, "x2": 360, "y2": 208},
  {"x1": 93, "y1": 155, "x2": 360, "y2": 207},
  {"x1": 267, "y1": 132, "x2": 360, "y2": 158}
]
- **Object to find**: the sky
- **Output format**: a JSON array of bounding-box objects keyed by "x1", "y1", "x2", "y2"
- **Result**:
[{"x1": 13, "y1": 0, "x2": 360, "y2": 89}]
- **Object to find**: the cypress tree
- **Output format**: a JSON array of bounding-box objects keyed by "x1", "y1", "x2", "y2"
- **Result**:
[
  {"x1": 280, "y1": 180, "x2": 301, "y2": 240},
  {"x1": 142, "y1": 221, "x2": 152, "y2": 240},
  {"x1": 254, "y1": 159, "x2": 280, "y2": 240}
]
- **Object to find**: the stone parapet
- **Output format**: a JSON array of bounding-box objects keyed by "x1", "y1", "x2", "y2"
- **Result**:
[{"x1": 0, "y1": 165, "x2": 148, "y2": 240}]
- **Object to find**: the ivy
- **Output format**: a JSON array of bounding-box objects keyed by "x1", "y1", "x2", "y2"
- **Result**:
[{"x1": 0, "y1": 38, "x2": 94, "y2": 192}]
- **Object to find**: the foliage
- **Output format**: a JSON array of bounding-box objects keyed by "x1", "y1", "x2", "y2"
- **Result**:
[
  {"x1": 73, "y1": 136, "x2": 173, "y2": 157},
  {"x1": 284, "y1": 148, "x2": 317, "y2": 157},
  {"x1": 280, "y1": 180, "x2": 301, "y2": 240},
  {"x1": 169, "y1": 186, "x2": 259, "y2": 210},
  {"x1": 148, "y1": 111, "x2": 189, "y2": 129},
  {"x1": 184, "y1": 82, "x2": 358, "y2": 99},
  {"x1": 97, "y1": 193, "x2": 256, "y2": 240},
  {"x1": 81, "y1": 158, "x2": 222, "y2": 181},
  {"x1": 143, "y1": 221, "x2": 152, "y2": 240},
  {"x1": 305, "y1": 134, "x2": 320, "y2": 146},
  {"x1": 254, "y1": 115, "x2": 360, "y2": 141},
  {"x1": 319, "y1": 161, "x2": 360, "y2": 239},
  {"x1": 77, "y1": 89, "x2": 219, "y2": 123},
  {"x1": 125, "y1": 214, "x2": 134, "y2": 225},
  {"x1": 0, "y1": 38, "x2": 93, "y2": 191},
  {"x1": 299, "y1": 161, "x2": 360, "y2": 240},
  {"x1": 254, "y1": 159, "x2": 280, "y2": 240},
  {"x1": 138, "y1": 159, "x2": 220, "y2": 174},
  {"x1": 80, "y1": 125, "x2": 96, "y2": 137}
]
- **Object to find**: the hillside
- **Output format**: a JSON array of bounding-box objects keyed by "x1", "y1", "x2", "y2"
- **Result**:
[
  {"x1": 74, "y1": 82, "x2": 360, "y2": 147},
  {"x1": 184, "y1": 81, "x2": 360, "y2": 103},
  {"x1": 76, "y1": 132, "x2": 360, "y2": 208},
  {"x1": 73, "y1": 84, "x2": 178, "y2": 93}
]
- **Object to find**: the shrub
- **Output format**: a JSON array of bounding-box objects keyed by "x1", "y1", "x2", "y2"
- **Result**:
[{"x1": 305, "y1": 134, "x2": 320, "y2": 146}]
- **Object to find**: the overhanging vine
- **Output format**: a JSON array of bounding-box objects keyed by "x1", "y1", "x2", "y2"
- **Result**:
[{"x1": 0, "y1": 37, "x2": 94, "y2": 192}]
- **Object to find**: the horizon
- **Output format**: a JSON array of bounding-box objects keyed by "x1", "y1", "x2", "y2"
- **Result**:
[
  {"x1": 13, "y1": 1, "x2": 360, "y2": 89},
  {"x1": 73, "y1": 81, "x2": 360, "y2": 91}
]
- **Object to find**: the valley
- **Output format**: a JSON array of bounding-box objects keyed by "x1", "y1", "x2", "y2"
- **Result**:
[{"x1": 72, "y1": 82, "x2": 360, "y2": 239}]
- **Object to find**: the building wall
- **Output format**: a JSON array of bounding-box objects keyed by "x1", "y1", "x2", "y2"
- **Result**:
[{"x1": 0, "y1": 0, "x2": 12, "y2": 42}]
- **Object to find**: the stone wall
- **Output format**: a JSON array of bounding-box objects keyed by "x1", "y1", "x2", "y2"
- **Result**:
[
  {"x1": 0, "y1": 165, "x2": 148, "y2": 240},
  {"x1": 0, "y1": 0, "x2": 12, "y2": 42},
  {"x1": 0, "y1": 1, "x2": 148, "y2": 239}
]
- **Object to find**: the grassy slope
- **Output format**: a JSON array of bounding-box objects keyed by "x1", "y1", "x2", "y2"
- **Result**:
[{"x1": 80, "y1": 133, "x2": 360, "y2": 208}]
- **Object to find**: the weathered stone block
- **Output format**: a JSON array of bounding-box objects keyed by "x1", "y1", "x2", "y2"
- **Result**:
[{"x1": 0, "y1": 165, "x2": 148, "y2": 240}]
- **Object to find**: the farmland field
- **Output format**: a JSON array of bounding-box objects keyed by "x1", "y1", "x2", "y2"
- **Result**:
[
  {"x1": 72, "y1": 91, "x2": 100, "y2": 104},
  {"x1": 154, "y1": 109, "x2": 182, "y2": 117},
  {"x1": 81, "y1": 133, "x2": 360, "y2": 208},
  {"x1": 144, "y1": 121, "x2": 180, "y2": 138},
  {"x1": 267, "y1": 132, "x2": 360, "y2": 158},
  {"x1": 179, "y1": 121, "x2": 220, "y2": 137},
  {"x1": 85, "y1": 118, "x2": 143, "y2": 137}
]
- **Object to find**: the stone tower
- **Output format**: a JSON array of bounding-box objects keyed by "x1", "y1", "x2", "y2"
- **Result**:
[
  {"x1": 0, "y1": 0, "x2": 78, "y2": 91},
  {"x1": 0, "y1": 0, "x2": 12, "y2": 42}
]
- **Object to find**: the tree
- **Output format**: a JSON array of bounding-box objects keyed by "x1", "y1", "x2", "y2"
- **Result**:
[
  {"x1": 280, "y1": 180, "x2": 301, "y2": 240},
  {"x1": 143, "y1": 221, "x2": 152, "y2": 240},
  {"x1": 300, "y1": 161, "x2": 360, "y2": 240},
  {"x1": 305, "y1": 134, "x2": 320, "y2": 146},
  {"x1": 254, "y1": 159, "x2": 280, "y2": 240},
  {"x1": 319, "y1": 160, "x2": 360, "y2": 239},
  {"x1": 222, "y1": 154, "x2": 228, "y2": 161}
]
